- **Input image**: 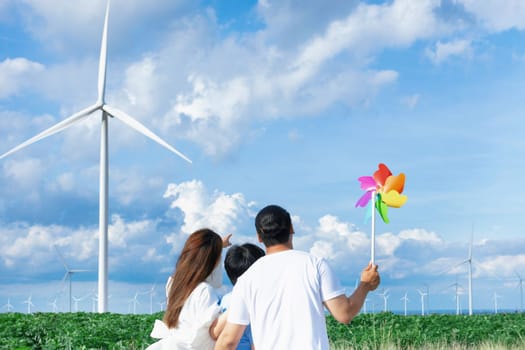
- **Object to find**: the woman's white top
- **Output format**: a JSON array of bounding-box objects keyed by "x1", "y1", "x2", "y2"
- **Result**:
[{"x1": 146, "y1": 281, "x2": 221, "y2": 350}]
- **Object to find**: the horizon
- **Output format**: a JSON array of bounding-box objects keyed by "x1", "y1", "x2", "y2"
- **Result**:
[{"x1": 1, "y1": 0, "x2": 525, "y2": 314}]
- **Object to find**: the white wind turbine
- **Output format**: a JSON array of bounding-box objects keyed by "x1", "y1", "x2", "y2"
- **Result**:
[
  {"x1": 2, "y1": 298, "x2": 14, "y2": 312},
  {"x1": 458, "y1": 232, "x2": 474, "y2": 316},
  {"x1": 378, "y1": 289, "x2": 389, "y2": 312},
  {"x1": 158, "y1": 301, "x2": 166, "y2": 312},
  {"x1": 22, "y1": 295, "x2": 35, "y2": 314},
  {"x1": 140, "y1": 285, "x2": 156, "y2": 314},
  {"x1": 130, "y1": 292, "x2": 140, "y2": 314},
  {"x1": 417, "y1": 289, "x2": 427, "y2": 316},
  {"x1": 493, "y1": 292, "x2": 501, "y2": 314},
  {"x1": 401, "y1": 292, "x2": 409, "y2": 316},
  {"x1": 516, "y1": 272, "x2": 523, "y2": 313},
  {"x1": 49, "y1": 298, "x2": 58, "y2": 313},
  {"x1": 54, "y1": 245, "x2": 89, "y2": 312},
  {"x1": 450, "y1": 279, "x2": 464, "y2": 315},
  {"x1": 0, "y1": 0, "x2": 191, "y2": 313},
  {"x1": 72, "y1": 293, "x2": 90, "y2": 312}
]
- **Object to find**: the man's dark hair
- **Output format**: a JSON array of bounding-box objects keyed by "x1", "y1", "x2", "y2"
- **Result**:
[
  {"x1": 255, "y1": 205, "x2": 292, "y2": 247},
  {"x1": 225, "y1": 243, "x2": 265, "y2": 285}
]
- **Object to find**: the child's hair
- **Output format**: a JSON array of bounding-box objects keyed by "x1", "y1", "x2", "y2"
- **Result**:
[
  {"x1": 225, "y1": 243, "x2": 265, "y2": 285},
  {"x1": 164, "y1": 228, "x2": 223, "y2": 328}
]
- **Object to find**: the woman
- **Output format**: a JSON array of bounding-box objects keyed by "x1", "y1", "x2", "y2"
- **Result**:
[{"x1": 147, "y1": 228, "x2": 230, "y2": 350}]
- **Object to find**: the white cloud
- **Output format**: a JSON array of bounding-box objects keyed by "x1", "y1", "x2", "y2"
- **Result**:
[
  {"x1": 399, "y1": 228, "x2": 443, "y2": 244},
  {"x1": 108, "y1": 214, "x2": 157, "y2": 248},
  {"x1": 2, "y1": 157, "x2": 44, "y2": 188},
  {"x1": 163, "y1": 180, "x2": 255, "y2": 249},
  {"x1": 425, "y1": 39, "x2": 473, "y2": 64},
  {"x1": 0, "y1": 58, "x2": 44, "y2": 98},
  {"x1": 18, "y1": 0, "x2": 195, "y2": 54},
  {"x1": 455, "y1": 0, "x2": 525, "y2": 31}
]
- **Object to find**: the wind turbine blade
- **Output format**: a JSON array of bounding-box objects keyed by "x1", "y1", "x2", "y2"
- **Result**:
[
  {"x1": 103, "y1": 105, "x2": 192, "y2": 164},
  {"x1": 469, "y1": 224, "x2": 474, "y2": 260},
  {"x1": 54, "y1": 245, "x2": 70, "y2": 272},
  {"x1": 0, "y1": 104, "x2": 99, "y2": 160},
  {"x1": 97, "y1": 0, "x2": 110, "y2": 104}
]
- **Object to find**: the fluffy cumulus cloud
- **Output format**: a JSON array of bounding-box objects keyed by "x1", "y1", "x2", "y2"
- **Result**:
[
  {"x1": 115, "y1": 0, "x2": 450, "y2": 157},
  {"x1": 455, "y1": 0, "x2": 525, "y2": 32},
  {"x1": 163, "y1": 180, "x2": 256, "y2": 251},
  {"x1": 0, "y1": 58, "x2": 44, "y2": 98},
  {"x1": 425, "y1": 39, "x2": 473, "y2": 64}
]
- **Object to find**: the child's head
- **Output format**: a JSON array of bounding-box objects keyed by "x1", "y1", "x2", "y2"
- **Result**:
[{"x1": 225, "y1": 243, "x2": 265, "y2": 285}]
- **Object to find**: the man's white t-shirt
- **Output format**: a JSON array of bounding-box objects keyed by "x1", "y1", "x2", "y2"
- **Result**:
[{"x1": 227, "y1": 250, "x2": 345, "y2": 350}]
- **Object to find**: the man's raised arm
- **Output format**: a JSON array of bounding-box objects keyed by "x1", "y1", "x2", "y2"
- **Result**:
[
  {"x1": 324, "y1": 263, "x2": 380, "y2": 324},
  {"x1": 214, "y1": 322, "x2": 246, "y2": 350}
]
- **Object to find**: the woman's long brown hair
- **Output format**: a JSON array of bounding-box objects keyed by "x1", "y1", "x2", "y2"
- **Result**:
[{"x1": 163, "y1": 228, "x2": 222, "y2": 328}]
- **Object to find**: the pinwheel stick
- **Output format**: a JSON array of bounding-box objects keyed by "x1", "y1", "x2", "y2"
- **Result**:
[{"x1": 371, "y1": 191, "x2": 376, "y2": 264}]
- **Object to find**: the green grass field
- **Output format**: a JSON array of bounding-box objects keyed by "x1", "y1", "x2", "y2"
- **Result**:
[{"x1": 0, "y1": 312, "x2": 524, "y2": 349}]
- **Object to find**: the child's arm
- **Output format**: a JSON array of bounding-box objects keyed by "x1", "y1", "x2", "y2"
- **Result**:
[{"x1": 209, "y1": 311, "x2": 229, "y2": 340}]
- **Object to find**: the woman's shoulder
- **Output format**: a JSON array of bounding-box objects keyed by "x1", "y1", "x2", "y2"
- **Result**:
[{"x1": 190, "y1": 282, "x2": 220, "y2": 302}]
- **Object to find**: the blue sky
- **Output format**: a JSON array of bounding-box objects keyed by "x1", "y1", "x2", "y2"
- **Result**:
[{"x1": 1, "y1": 0, "x2": 525, "y2": 315}]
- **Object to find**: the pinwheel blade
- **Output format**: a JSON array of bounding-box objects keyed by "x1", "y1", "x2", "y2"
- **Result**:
[
  {"x1": 383, "y1": 173, "x2": 405, "y2": 194},
  {"x1": 97, "y1": 0, "x2": 110, "y2": 104},
  {"x1": 357, "y1": 176, "x2": 377, "y2": 191},
  {"x1": 373, "y1": 163, "x2": 392, "y2": 186},
  {"x1": 376, "y1": 195, "x2": 390, "y2": 223},
  {"x1": 355, "y1": 190, "x2": 372, "y2": 208},
  {"x1": 103, "y1": 105, "x2": 192, "y2": 164},
  {"x1": 0, "y1": 104, "x2": 99, "y2": 160},
  {"x1": 382, "y1": 190, "x2": 408, "y2": 208}
]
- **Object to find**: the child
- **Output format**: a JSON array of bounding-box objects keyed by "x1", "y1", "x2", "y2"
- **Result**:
[
  {"x1": 147, "y1": 229, "x2": 231, "y2": 350},
  {"x1": 220, "y1": 243, "x2": 265, "y2": 350}
]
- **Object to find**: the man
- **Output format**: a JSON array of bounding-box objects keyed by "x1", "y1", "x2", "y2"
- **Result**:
[{"x1": 215, "y1": 205, "x2": 380, "y2": 350}]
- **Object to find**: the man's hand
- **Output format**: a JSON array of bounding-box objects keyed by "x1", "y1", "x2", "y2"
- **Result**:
[
  {"x1": 222, "y1": 233, "x2": 233, "y2": 248},
  {"x1": 360, "y1": 263, "x2": 380, "y2": 291}
]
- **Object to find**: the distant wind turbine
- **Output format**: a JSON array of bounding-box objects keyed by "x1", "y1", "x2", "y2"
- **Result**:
[
  {"x1": 417, "y1": 289, "x2": 427, "y2": 316},
  {"x1": 401, "y1": 292, "x2": 409, "y2": 316},
  {"x1": 2, "y1": 298, "x2": 14, "y2": 312},
  {"x1": 493, "y1": 292, "x2": 501, "y2": 314},
  {"x1": 463, "y1": 231, "x2": 474, "y2": 316},
  {"x1": 450, "y1": 279, "x2": 464, "y2": 315},
  {"x1": 49, "y1": 298, "x2": 58, "y2": 313},
  {"x1": 72, "y1": 293, "x2": 90, "y2": 312},
  {"x1": 140, "y1": 285, "x2": 156, "y2": 314},
  {"x1": 54, "y1": 245, "x2": 89, "y2": 312},
  {"x1": 22, "y1": 295, "x2": 35, "y2": 314},
  {"x1": 378, "y1": 289, "x2": 389, "y2": 312},
  {"x1": 0, "y1": 0, "x2": 191, "y2": 313},
  {"x1": 516, "y1": 272, "x2": 523, "y2": 313},
  {"x1": 158, "y1": 300, "x2": 166, "y2": 312},
  {"x1": 130, "y1": 292, "x2": 140, "y2": 314},
  {"x1": 363, "y1": 298, "x2": 368, "y2": 314}
]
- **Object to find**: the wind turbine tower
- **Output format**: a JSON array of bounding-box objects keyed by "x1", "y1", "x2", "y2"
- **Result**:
[
  {"x1": 401, "y1": 292, "x2": 409, "y2": 316},
  {"x1": 2, "y1": 298, "x2": 14, "y2": 313},
  {"x1": 417, "y1": 289, "x2": 427, "y2": 316},
  {"x1": 0, "y1": 0, "x2": 191, "y2": 313},
  {"x1": 517, "y1": 272, "x2": 523, "y2": 313},
  {"x1": 493, "y1": 292, "x2": 500, "y2": 314},
  {"x1": 379, "y1": 289, "x2": 389, "y2": 312},
  {"x1": 467, "y1": 232, "x2": 473, "y2": 316},
  {"x1": 55, "y1": 245, "x2": 88, "y2": 312},
  {"x1": 22, "y1": 295, "x2": 35, "y2": 314}
]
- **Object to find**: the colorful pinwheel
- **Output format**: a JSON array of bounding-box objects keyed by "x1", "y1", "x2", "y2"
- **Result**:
[
  {"x1": 355, "y1": 163, "x2": 407, "y2": 224},
  {"x1": 355, "y1": 163, "x2": 407, "y2": 264}
]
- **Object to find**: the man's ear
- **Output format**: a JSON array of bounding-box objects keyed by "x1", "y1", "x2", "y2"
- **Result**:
[
  {"x1": 257, "y1": 232, "x2": 263, "y2": 242},
  {"x1": 290, "y1": 223, "x2": 295, "y2": 235}
]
